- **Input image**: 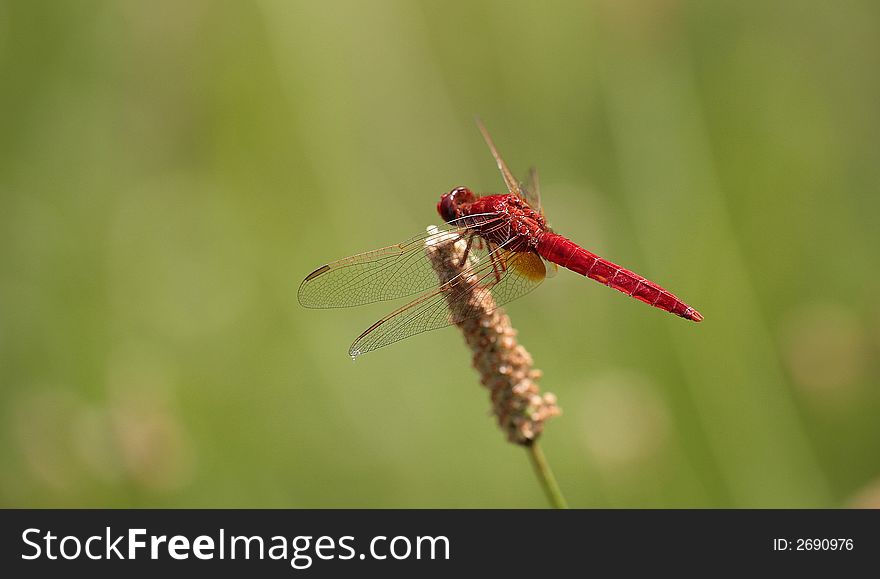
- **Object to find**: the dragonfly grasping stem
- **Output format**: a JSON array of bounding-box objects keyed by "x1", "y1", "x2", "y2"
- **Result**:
[{"x1": 424, "y1": 226, "x2": 566, "y2": 507}]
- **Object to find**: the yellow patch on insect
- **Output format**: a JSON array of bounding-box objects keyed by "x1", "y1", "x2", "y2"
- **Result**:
[{"x1": 510, "y1": 252, "x2": 547, "y2": 281}]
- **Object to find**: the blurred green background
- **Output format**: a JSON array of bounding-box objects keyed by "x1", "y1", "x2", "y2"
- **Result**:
[{"x1": 2, "y1": 0, "x2": 879, "y2": 508}]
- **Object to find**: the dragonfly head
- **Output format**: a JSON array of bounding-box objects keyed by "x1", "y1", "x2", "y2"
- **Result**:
[{"x1": 437, "y1": 186, "x2": 476, "y2": 223}]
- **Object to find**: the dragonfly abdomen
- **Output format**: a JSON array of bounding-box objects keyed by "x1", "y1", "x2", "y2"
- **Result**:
[{"x1": 537, "y1": 233, "x2": 702, "y2": 322}]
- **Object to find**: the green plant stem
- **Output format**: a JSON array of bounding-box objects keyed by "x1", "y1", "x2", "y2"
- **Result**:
[{"x1": 527, "y1": 442, "x2": 568, "y2": 509}]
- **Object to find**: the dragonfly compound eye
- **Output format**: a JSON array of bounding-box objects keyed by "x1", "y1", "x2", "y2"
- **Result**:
[{"x1": 437, "y1": 187, "x2": 475, "y2": 223}]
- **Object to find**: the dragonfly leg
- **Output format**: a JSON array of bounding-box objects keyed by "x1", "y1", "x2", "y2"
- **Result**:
[
  {"x1": 461, "y1": 232, "x2": 479, "y2": 266},
  {"x1": 486, "y1": 241, "x2": 508, "y2": 283}
]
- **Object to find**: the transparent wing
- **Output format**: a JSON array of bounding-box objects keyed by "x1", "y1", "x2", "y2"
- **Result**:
[
  {"x1": 542, "y1": 256, "x2": 558, "y2": 278},
  {"x1": 522, "y1": 166, "x2": 543, "y2": 214},
  {"x1": 348, "y1": 245, "x2": 546, "y2": 357},
  {"x1": 298, "y1": 213, "x2": 509, "y2": 308},
  {"x1": 475, "y1": 118, "x2": 524, "y2": 200},
  {"x1": 476, "y1": 118, "x2": 544, "y2": 212}
]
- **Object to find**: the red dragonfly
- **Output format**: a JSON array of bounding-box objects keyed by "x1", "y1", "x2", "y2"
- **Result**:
[{"x1": 299, "y1": 121, "x2": 702, "y2": 357}]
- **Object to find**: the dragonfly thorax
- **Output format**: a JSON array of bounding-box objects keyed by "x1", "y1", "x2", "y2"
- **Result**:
[{"x1": 460, "y1": 193, "x2": 548, "y2": 251}]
